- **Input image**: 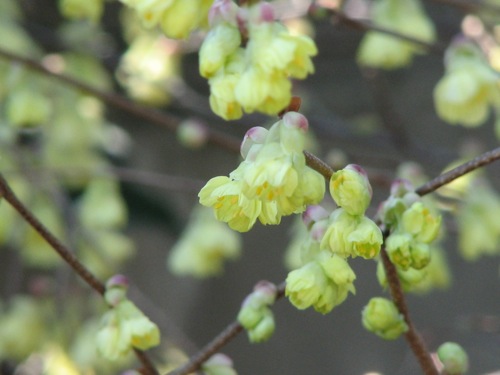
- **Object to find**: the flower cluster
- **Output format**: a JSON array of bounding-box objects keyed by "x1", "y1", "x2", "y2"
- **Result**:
[
  {"x1": 168, "y1": 206, "x2": 241, "y2": 277},
  {"x1": 199, "y1": 112, "x2": 325, "y2": 232},
  {"x1": 377, "y1": 179, "x2": 442, "y2": 276},
  {"x1": 119, "y1": 0, "x2": 213, "y2": 39},
  {"x1": 321, "y1": 165, "x2": 383, "y2": 259},
  {"x1": 362, "y1": 297, "x2": 408, "y2": 340},
  {"x1": 199, "y1": 0, "x2": 317, "y2": 119},
  {"x1": 285, "y1": 165, "x2": 381, "y2": 314},
  {"x1": 96, "y1": 276, "x2": 160, "y2": 360},
  {"x1": 237, "y1": 281, "x2": 276, "y2": 343},
  {"x1": 434, "y1": 40, "x2": 500, "y2": 127},
  {"x1": 357, "y1": 0, "x2": 436, "y2": 69},
  {"x1": 286, "y1": 250, "x2": 356, "y2": 314}
]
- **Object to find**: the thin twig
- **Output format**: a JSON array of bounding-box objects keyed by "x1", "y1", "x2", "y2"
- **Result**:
[
  {"x1": 0, "y1": 173, "x2": 106, "y2": 295},
  {"x1": 380, "y1": 247, "x2": 439, "y2": 375},
  {"x1": 0, "y1": 173, "x2": 159, "y2": 375},
  {"x1": 166, "y1": 282, "x2": 286, "y2": 375},
  {"x1": 0, "y1": 48, "x2": 241, "y2": 154},
  {"x1": 328, "y1": 9, "x2": 445, "y2": 54},
  {"x1": 427, "y1": 0, "x2": 500, "y2": 14},
  {"x1": 304, "y1": 150, "x2": 334, "y2": 180},
  {"x1": 416, "y1": 146, "x2": 500, "y2": 196}
]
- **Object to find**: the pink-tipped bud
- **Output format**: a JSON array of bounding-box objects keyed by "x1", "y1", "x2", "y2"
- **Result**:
[
  {"x1": 252, "y1": 280, "x2": 277, "y2": 306},
  {"x1": 302, "y1": 205, "x2": 329, "y2": 227},
  {"x1": 282, "y1": 111, "x2": 309, "y2": 131},
  {"x1": 209, "y1": 0, "x2": 239, "y2": 26},
  {"x1": 256, "y1": 2, "x2": 275, "y2": 22},
  {"x1": 241, "y1": 126, "x2": 268, "y2": 159},
  {"x1": 204, "y1": 353, "x2": 234, "y2": 368},
  {"x1": 390, "y1": 178, "x2": 414, "y2": 197},
  {"x1": 106, "y1": 274, "x2": 129, "y2": 290}
]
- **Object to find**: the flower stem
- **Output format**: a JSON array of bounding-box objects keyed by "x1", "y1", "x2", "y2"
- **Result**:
[{"x1": 380, "y1": 247, "x2": 438, "y2": 375}]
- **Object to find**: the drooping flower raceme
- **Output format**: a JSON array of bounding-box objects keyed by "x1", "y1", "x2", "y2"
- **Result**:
[
  {"x1": 199, "y1": 0, "x2": 317, "y2": 119},
  {"x1": 434, "y1": 41, "x2": 500, "y2": 127},
  {"x1": 377, "y1": 180, "x2": 442, "y2": 271},
  {"x1": 357, "y1": 0, "x2": 436, "y2": 69},
  {"x1": 96, "y1": 276, "x2": 160, "y2": 361},
  {"x1": 322, "y1": 165, "x2": 383, "y2": 260},
  {"x1": 199, "y1": 112, "x2": 325, "y2": 232},
  {"x1": 237, "y1": 281, "x2": 277, "y2": 343}
]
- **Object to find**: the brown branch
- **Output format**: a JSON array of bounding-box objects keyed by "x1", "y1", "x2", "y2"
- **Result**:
[
  {"x1": 416, "y1": 146, "x2": 500, "y2": 196},
  {"x1": 0, "y1": 173, "x2": 159, "y2": 375},
  {"x1": 380, "y1": 247, "x2": 438, "y2": 375},
  {"x1": 327, "y1": 9, "x2": 445, "y2": 54},
  {"x1": 426, "y1": 0, "x2": 500, "y2": 14},
  {"x1": 304, "y1": 150, "x2": 334, "y2": 180},
  {"x1": 0, "y1": 48, "x2": 241, "y2": 154},
  {"x1": 166, "y1": 282, "x2": 286, "y2": 375}
]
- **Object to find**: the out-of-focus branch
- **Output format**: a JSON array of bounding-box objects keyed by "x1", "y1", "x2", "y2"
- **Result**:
[
  {"x1": 0, "y1": 173, "x2": 159, "y2": 375},
  {"x1": 325, "y1": 9, "x2": 445, "y2": 53},
  {"x1": 0, "y1": 48, "x2": 241, "y2": 154},
  {"x1": 416, "y1": 146, "x2": 500, "y2": 196},
  {"x1": 426, "y1": 0, "x2": 500, "y2": 14}
]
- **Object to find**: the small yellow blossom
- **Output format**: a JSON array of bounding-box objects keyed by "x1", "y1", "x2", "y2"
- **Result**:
[
  {"x1": 119, "y1": 0, "x2": 213, "y2": 39},
  {"x1": 168, "y1": 207, "x2": 241, "y2": 277},
  {"x1": 357, "y1": 0, "x2": 435, "y2": 69}
]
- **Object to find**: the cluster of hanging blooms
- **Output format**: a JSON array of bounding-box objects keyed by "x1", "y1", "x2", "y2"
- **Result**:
[
  {"x1": 285, "y1": 165, "x2": 382, "y2": 314},
  {"x1": 168, "y1": 206, "x2": 241, "y2": 277},
  {"x1": 237, "y1": 281, "x2": 277, "y2": 343},
  {"x1": 118, "y1": 0, "x2": 213, "y2": 39},
  {"x1": 199, "y1": 112, "x2": 325, "y2": 232},
  {"x1": 375, "y1": 179, "x2": 442, "y2": 294},
  {"x1": 434, "y1": 40, "x2": 500, "y2": 128},
  {"x1": 378, "y1": 180, "x2": 441, "y2": 269},
  {"x1": 357, "y1": 0, "x2": 435, "y2": 69},
  {"x1": 199, "y1": 0, "x2": 317, "y2": 119},
  {"x1": 361, "y1": 297, "x2": 408, "y2": 340},
  {"x1": 96, "y1": 275, "x2": 160, "y2": 360}
]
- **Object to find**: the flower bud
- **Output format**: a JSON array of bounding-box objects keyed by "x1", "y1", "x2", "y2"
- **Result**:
[
  {"x1": 104, "y1": 275, "x2": 129, "y2": 307},
  {"x1": 410, "y1": 242, "x2": 431, "y2": 270},
  {"x1": 386, "y1": 232, "x2": 413, "y2": 270},
  {"x1": 402, "y1": 202, "x2": 441, "y2": 243},
  {"x1": 285, "y1": 261, "x2": 328, "y2": 311},
  {"x1": 203, "y1": 353, "x2": 237, "y2": 375},
  {"x1": 362, "y1": 297, "x2": 408, "y2": 340},
  {"x1": 240, "y1": 127, "x2": 269, "y2": 159},
  {"x1": 199, "y1": 22, "x2": 241, "y2": 78},
  {"x1": 247, "y1": 311, "x2": 275, "y2": 343},
  {"x1": 330, "y1": 164, "x2": 372, "y2": 216},
  {"x1": 177, "y1": 119, "x2": 208, "y2": 149},
  {"x1": 437, "y1": 342, "x2": 469, "y2": 374},
  {"x1": 6, "y1": 89, "x2": 51, "y2": 128},
  {"x1": 302, "y1": 205, "x2": 329, "y2": 228}
]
